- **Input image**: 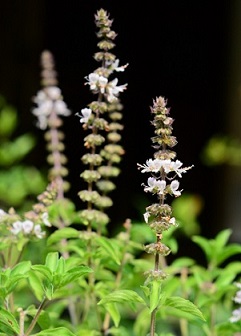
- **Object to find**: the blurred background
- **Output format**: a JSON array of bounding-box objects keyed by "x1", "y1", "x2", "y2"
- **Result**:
[{"x1": 1, "y1": 0, "x2": 241, "y2": 249}]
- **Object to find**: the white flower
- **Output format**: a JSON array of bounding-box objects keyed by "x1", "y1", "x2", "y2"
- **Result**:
[
  {"x1": 42, "y1": 212, "x2": 51, "y2": 227},
  {"x1": 170, "y1": 180, "x2": 182, "y2": 197},
  {"x1": 106, "y1": 78, "x2": 127, "y2": 102},
  {"x1": 32, "y1": 87, "x2": 70, "y2": 130},
  {"x1": 144, "y1": 177, "x2": 166, "y2": 194},
  {"x1": 34, "y1": 225, "x2": 45, "y2": 239},
  {"x1": 76, "y1": 108, "x2": 92, "y2": 124},
  {"x1": 230, "y1": 307, "x2": 241, "y2": 323},
  {"x1": 138, "y1": 159, "x2": 163, "y2": 173},
  {"x1": 22, "y1": 220, "x2": 34, "y2": 234},
  {"x1": 55, "y1": 101, "x2": 71, "y2": 116},
  {"x1": 85, "y1": 73, "x2": 108, "y2": 93},
  {"x1": 45, "y1": 86, "x2": 61, "y2": 100},
  {"x1": 11, "y1": 221, "x2": 23, "y2": 235},
  {"x1": 169, "y1": 217, "x2": 177, "y2": 226},
  {"x1": 144, "y1": 212, "x2": 150, "y2": 223},
  {"x1": 109, "y1": 59, "x2": 128, "y2": 72},
  {"x1": 234, "y1": 290, "x2": 241, "y2": 304},
  {"x1": 138, "y1": 159, "x2": 193, "y2": 177}
]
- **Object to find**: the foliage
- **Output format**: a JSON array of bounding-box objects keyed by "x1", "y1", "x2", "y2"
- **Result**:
[{"x1": 0, "y1": 96, "x2": 46, "y2": 210}]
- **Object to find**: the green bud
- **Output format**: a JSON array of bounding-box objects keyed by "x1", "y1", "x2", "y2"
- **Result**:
[
  {"x1": 97, "y1": 40, "x2": 115, "y2": 50},
  {"x1": 107, "y1": 132, "x2": 122, "y2": 143},
  {"x1": 98, "y1": 166, "x2": 120, "y2": 178},
  {"x1": 109, "y1": 122, "x2": 124, "y2": 131},
  {"x1": 78, "y1": 190, "x2": 100, "y2": 203},
  {"x1": 81, "y1": 153, "x2": 103, "y2": 166},
  {"x1": 95, "y1": 196, "x2": 113, "y2": 209},
  {"x1": 96, "y1": 180, "x2": 116, "y2": 192},
  {"x1": 80, "y1": 170, "x2": 101, "y2": 183},
  {"x1": 79, "y1": 209, "x2": 109, "y2": 227},
  {"x1": 84, "y1": 134, "x2": 105, "y2": 148},
  {"x1": 144, "y1": 242, "x2": 171, "y2": 256}
]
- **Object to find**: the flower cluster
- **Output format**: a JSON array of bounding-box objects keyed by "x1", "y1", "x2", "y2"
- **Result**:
[
  {"x1": 76, "y1": 9, "x2": 127, "y2": 231},
  {"x1": 138, "y1": 96, "x2": 193, "y2": 279},
  {"x1": 85, "y1": 73, "x2": 127, "y2": 103},
  {"x1": 32, "y1": 50, "x2": 71, "y2": 197},
  {"x1": 0, "y1": 209, "x2": 50, "y2": 239},
  {"x1": 230, "y1": 282, "x2": 241, "y2": 323},
  {"x1": 33, "y1": 84, "x2": 70, "y2": 130}
]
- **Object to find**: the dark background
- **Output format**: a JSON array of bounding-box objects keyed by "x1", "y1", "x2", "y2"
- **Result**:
[{"x1": 1, "y1": 1, "x2": 241, "y2": 248}]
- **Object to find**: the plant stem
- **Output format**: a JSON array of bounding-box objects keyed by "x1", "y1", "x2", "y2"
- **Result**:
[
  {"x1": 25, "y1": 297, "x2": 47, "y2": 336},
  {"x1": 102, "y1": 219, "x2": 131, "y2": 332},
  {"x1": 19, "y1": 309, "x2": 25, "y2": 336},
  {"x1": 150, "y1": 307, "x2": 157, "y2": 336}
]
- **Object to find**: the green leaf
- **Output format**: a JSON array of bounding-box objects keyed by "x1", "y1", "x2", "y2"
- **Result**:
[
  {"x1": 215, "y1": 229, "x2": 232, "y2": 249},
  {"x1": 60, "y1": 266, "x2": 92, "y2": 286},
  {"x1": 0, "y1": 105, "x2": 17, "y2": 137},
  {"x1": 56, "y1": 257, "x2": 66, "y2": 274},
  {"x1": 96, "y1": 236, "x2": 121, "y2": 265},
  {"x1": 216, "y1": 244, "x2": 241, "y2": 266},
  {"x1": 47, "y1": 228, "x2": 79, "y2": 246},
  {"x1": 192, "y1": 235, "x2": 212, "y2": 263},
  {"x1": 0, "y1": 307, "x2": 20, "y2": 334},
  {"x1": 149, "y1": 280, "x2": 162, "y2": 312},
  {"x1": 0, "y1": 134, "x2": 36, "y2": 166},
  {"x1": 10, "y1": 260, "x2": 31, "y2": 276},
  {"x1": 48, "y1": 199, "x2": 77, "y2": 225},
  {"x1": 32, "y1": 327, "x2": 76, "y2": 336},
  {"x1": 26, "y1": 308, "x2": 51, "y2": 330},
  {"x1": 45, "y1": 252, "x2": 59, "y2": 272},
  {"x1": 98, "y1": 289, "x2": 145, "y2": 308},
  {"x1": 105, "y1": 303, "x2": 121, "y2": 327},
  {"x1": 5, "y1": 274, "x2": 29, "y2": 294},
  {"x1": 164, "y1": 296, "x2": 205, "y2": 322},
  {"x1": 31, "y1": 265, "x2": 53, "y2": 280},
  {"x1": 28, "y1": 270, "x2": 44, "y2": 301}
]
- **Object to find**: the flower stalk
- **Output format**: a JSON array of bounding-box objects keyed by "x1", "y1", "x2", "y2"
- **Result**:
[
  {"x1": 138, "y1": 96, "x2": 193, "y2": 335},
  {"x1": 32, "y1": 50, "x2": 71, "y2": 200},
  {"x1": 77, "y1": 8, "x2": 127, "y2": 235}
]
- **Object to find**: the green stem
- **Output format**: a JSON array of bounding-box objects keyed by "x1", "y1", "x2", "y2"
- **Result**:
[
  {"x1": 150, "y1": 307, "x2": 157, "y2": 336},
  {"x1": 25, "y1": 297, "x2": 47, "y2": 336},
  {"x1": 150, "y1": 252, "x2": 160, "y2": 336},
  {"x1": 19, "y1": 309, "x2": 25, "y2": 336},
  {"x1": 102, "y1": 219, "x2": 131, "y2": 332}
]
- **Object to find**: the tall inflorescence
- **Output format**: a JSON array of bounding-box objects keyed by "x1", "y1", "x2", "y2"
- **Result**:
[
  {"x1": 76, "y1": 9, "x2": 128, "y2": 233},
  {"x1": 138, "y1": 96, "x2": 193, "y2": 334},
  {"x1": 32, "y1": 50, "x2": 71, "y2": 199}
]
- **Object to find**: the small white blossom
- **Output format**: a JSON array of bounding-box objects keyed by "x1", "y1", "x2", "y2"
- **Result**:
[
  {"x1": 169, "y1": 217, "x2": 177, "y2": 226},
  {"x1": 138, "y1": 158, "x2": 193, "y2": 177},
  {"x1": 144, "y1": 177, "x2": 166, "y2": 194},
  {"x1": 106, "y1": 78, "x2": 127, "y2": 102},
  {"x1": 11, "y1": 221, "x2": 23, "y2": 235},
  {"x1": 45, "y1": 86, "x2": 61, "y2": 100},
  {"x1": 170, "y1": 180, "x2": 182, "y2": 197},
  {"x1": 22, "y1": 220, "x2": 34, "y2": 234},
  {"x1": 144, "y1": 212, "x2": 150, "y2": 223},
  {"x1": 76, "y1": 108, "x2": 92, "y2": 124},
  {"x1": 85, "y1": 73, "x2": 108, "y2": 93},
  {"x1": 42, "y1": 212, "x2": 51, "y2": 227},
  {"x1": 230, "y1": 307, "x2": 241, "y2": 323},
  {"x1": 34, "y1": 225, "x2": 45, "y2": 239},
  {"x1": 108, "y1": 59, "x2": 128, "y2": 72},
  {"x1": 32, "y1": 87, "x2": 70, "y2": 130},
  {"x1": 234, "y1": 290, "x2": 241, "y2": 304}
]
